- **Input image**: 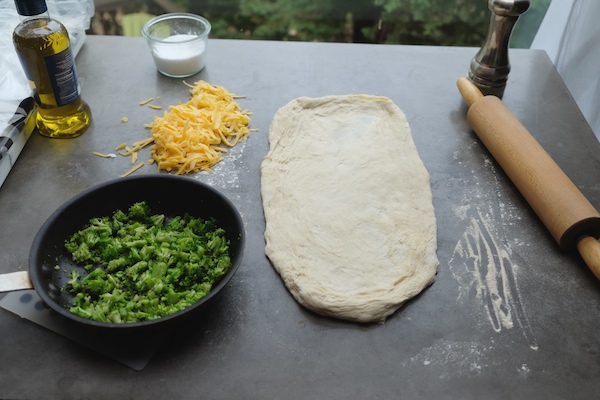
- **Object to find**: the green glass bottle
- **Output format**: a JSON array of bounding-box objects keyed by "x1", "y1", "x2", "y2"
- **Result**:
[{"x1": 12, "y1": 0, "x2": 91, "y2": 138}]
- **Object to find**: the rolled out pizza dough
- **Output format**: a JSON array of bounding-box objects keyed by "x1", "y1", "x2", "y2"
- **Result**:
[{"x1": 260, "y1": 95, "x2": 438, "y2": 323}]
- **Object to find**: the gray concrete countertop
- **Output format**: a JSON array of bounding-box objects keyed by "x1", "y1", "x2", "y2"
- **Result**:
[{"x1": 1, "y1": 35, "x2": 599, "y2": 399}]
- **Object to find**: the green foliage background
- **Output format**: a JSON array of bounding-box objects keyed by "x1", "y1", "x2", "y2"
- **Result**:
[{"x1": 125, "y1": 0, "x2": 552, "y2": 48}]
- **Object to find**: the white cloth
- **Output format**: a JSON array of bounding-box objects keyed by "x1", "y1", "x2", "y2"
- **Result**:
[
  {"x1": 554, "y1": 0, "x2": 600, "y2": 140},
  {"x1": 532, "y1": 0, "x2": 600, "y2": 141}
]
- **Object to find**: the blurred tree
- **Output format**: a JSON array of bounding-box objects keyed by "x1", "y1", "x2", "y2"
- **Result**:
[
  {"x1": 236, "y1": 0, "x2": 346, "y2": 42},
  {"x1": 206, "y1": 0, "x2": 490, "y2": 45},
  {"x1": 369, "y1": 0, "x2": 489, "y2": 45},
  {"x1": 94, "y1": 0, "x2": 551, "y2": 48}
]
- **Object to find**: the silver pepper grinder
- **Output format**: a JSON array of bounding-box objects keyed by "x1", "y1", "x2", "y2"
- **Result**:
[{"x1": 468, "y1": 0, "x2": 531, "y2": 98}]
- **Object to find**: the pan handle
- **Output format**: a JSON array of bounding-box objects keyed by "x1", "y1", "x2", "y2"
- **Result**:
[{"x1": 0, "y1": 271, "x2": 33, "y2": 293}]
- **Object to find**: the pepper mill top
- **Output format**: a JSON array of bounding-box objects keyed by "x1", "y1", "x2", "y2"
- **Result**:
[{"x1": 468, "y1": 0, "x2": 531, "y2": 98}]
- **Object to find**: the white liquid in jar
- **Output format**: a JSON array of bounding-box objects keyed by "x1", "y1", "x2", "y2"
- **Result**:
[{"x1": 152, "y1": 34, "x2": 207, "y2": 77}]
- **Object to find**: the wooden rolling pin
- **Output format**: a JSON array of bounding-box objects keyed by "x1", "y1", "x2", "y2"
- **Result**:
[{"x1": 457, "y1": 77, "x2": 600, "y2": 279}]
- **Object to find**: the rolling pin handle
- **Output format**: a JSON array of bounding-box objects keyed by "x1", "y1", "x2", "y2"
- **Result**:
[
  {"x1": 457, "y1": 77, "x2": 484, "y2": 107},
  {"x1": 577, "y1": 236, "x2": 600, "y2": 280}
]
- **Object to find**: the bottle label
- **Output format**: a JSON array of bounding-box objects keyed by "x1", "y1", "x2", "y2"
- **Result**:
[{"x1": 44, "y1": 47, "x2": 80, "y2": 107}]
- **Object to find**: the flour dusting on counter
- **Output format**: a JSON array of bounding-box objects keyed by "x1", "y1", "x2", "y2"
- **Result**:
[
  {"x1": 450, "y1": 210, "x2": 538, "y2": 351},
  {"x1": 449, "y1": 152, "x2": 538, "y2": 351},
  {"x1": 194, "y1": 141, "x2": 249, "y2": 228},
  {"x1": 197, "y1": 140, "x2": 246, "y2": 190},
  {"x1": 403, "y1": 340, "x2": 491, "y2": 377}
]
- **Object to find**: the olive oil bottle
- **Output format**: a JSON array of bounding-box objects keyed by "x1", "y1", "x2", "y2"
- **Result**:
[{"x1": 13, "y1": 0, "x2": 91, "y2": 138}]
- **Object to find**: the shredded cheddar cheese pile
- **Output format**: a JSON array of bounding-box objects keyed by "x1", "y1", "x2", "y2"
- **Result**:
[{"x1": 148, "y1": 80, "x2": 252, "y2": 174}]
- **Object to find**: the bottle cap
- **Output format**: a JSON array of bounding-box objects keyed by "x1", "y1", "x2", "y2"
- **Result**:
[{"x1": 14, "y1": 0, "x2": 47, "y2": 16}]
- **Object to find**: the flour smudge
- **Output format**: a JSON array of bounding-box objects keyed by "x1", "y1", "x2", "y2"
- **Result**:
[{"x1": 449, "y1": 152, "x2": 538, "y2": 350}]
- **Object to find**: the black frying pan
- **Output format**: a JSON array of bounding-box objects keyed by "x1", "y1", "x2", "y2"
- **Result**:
[{"x1": 0, "y1": 175, "x2": 245, "y2": 332}]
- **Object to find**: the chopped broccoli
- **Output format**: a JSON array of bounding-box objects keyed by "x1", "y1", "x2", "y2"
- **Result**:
[
  {"x1": 127, "y1": 201, "x2": 151, "y2": 221},
  {"x1": 63, "y1": 201, "x2": 232, "y2": 323}
]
